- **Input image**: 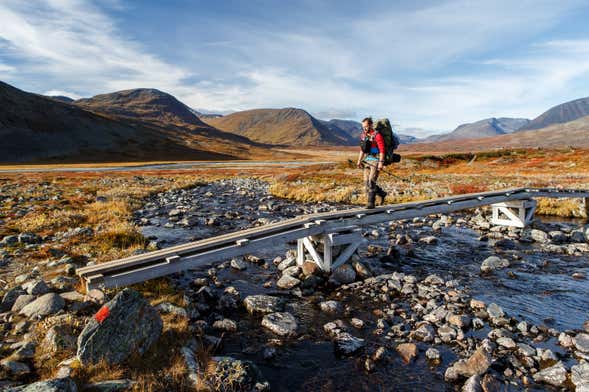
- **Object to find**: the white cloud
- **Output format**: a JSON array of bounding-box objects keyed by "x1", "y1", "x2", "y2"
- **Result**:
[
  {"x1": 1, "y1": 0, "x2": 588, "y2": 135},
  {"x1": 43, "y1": 89, "x2": 82, "y2": 99}
]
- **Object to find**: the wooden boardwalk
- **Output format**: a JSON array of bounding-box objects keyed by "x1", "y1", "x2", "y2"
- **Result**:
[{"x1": 77, "y1": 188, "x2": 589, "y2": 290}]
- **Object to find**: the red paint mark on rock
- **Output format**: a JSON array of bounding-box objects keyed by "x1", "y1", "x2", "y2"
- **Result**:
[{"x1": 95, "y1": 306, "x2": 110, "y2": 323}]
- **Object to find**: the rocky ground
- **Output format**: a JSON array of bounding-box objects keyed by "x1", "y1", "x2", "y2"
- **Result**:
[{"x1": 1, "y1": 178, "x2": 589, "y2": 391}]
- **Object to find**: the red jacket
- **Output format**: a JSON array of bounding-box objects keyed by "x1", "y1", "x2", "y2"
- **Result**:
[{"x1": 361, "y1": 130, "x2": 385, "y2": 156}]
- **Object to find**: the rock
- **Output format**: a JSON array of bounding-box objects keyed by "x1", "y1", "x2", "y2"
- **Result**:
[
  {"x1": 480, "y1": 256, "x2": 509, "y2": 274},
  {"x1": 18, "y1": 232, "x2": 41, "y2": 244},
  {"x1": 11, "y1": 294, "x2": 36, "y2": 312},
  {"x1": 334, "y1": 332, "x2": 365, "y2": 355},
  {"x1": 1, "y1": 287, "x2": 26, "y2": 312},
  {"x1": 243, "y1": 295, "x2": 282, "y2": 315},
  {"x1": 22, "y1": 280, "x2": 49, "y2": 296},
  {"x1": 445, "y1": 339, "x2": 494, "y2": 381},
  {"x1": 350, "y1": 318, "x2": 364, "y2": 329},
  {"x1": 277, "y1": 257, "x2": 296, "y2": 271},
  {"x1": 83, "y1": 379, "x2": 136, "y2": 391},
  {"x1": 332, "y1": 264, "x2": 356, "y2": 284},
  {"x1": 530, "y1": 229, "x2": 549, "y2": 243},
  {"x1": 319, "y1": 300, "x2": 340, "y2": 314},
  {"x1": 20, "y1": 293, "x2": 65, "y2": 318},
  {"x1": 448, "y1": 314, "x2": 471, "y2": 329},
  {"x1": 276, "y1": 275, "x2": 300, "y2": 289},
  {"x1": 11, "y1": 342, "x2": 36, "y2": 361},
  {"x1": 8, "y1": 377, "x2": 78, "y2": 391},
  {"x1": 155, "y1": 302, "x2": 188, "y2": 318},
  {"x1": 572, "y1": 362, "x2": 589, "y2": 391},
  {"x1": 205, "y1": 356, "x2": 269, "y2": 391},
  {"x1": 533, "y1": 361, "x2": 567, "y2": 387},
  {"x1": 558, "y1": 332, "x2": 574, "y2": 348},
  {"x1": 77, "y1": 288, "x2": 163, "y2": 365},
  {"x1": 426, "y1": 347, "x2": 441, "y2": 362},
  {"x1": 419, "y1": 236, "x2": 439, "y2": 245},
  {"x1": 438, "y1": 326, "x2": 457, "y2": 343},
  {"x1": 575, "y1": 333, "x2": 589, "y2": 353},
  {"x1": 496, "y1": 337, "x2": 516, "y2": 349},
  {"x1": 212, "y1": 319, "x2": 237, "y2": 332},
  {"x1": 230, "y1": 258, "x2": 247, "y2": 270},
  {"x1": 301, "y1": 261, "x2": 320, "y2": 276},
  {"x1": 43, "y1": 325, "x2": 77, "y2": 353},
  {"x1": 517, "y1": 343, "x2": 535, "y2": 357},
  {"x1": 462, "y1": 375, "x2": 482, "y2": 392},
  {"x1": 411, "y1": 323, "x2": 436, "y2": 342},
  {"x1": 396, "y1": 343, "x2": 417, "y2": 363},
  {"x1": 261, "y1": 312, "x2": 297, "y2": 337},
  {"x1": 0, "y1": 359, "x2": 31, "y2": 377},
  {"x1": 486, "y1": 303, "x2": 504, "y2": 319},
  {"x1": 352, "y1": 261, "x2": 372, "y2": 279}
]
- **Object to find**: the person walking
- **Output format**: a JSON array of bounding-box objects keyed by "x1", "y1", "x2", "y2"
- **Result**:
[{"x1": 356, "y1": 117, "x2": 387, "y2": 208}]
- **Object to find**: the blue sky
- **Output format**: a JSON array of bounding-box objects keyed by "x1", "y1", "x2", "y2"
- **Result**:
[{"x1": 1, "y1": 0, "x2": 589, "y2": 135}]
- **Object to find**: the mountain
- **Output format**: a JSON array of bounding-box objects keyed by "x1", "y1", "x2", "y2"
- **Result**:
[
  {"x1": 204, "y1": 108, "x2": 356, "y2": 146},
  {"x1": 321, "y1": 119, "x2": 362, "y2": 140},
  {"x1": 74, "y1": 89, "x2": 266, "y2": 159},
  {"x1": 48, "y1": 95, "x2": 74, "y2": 103},
  {"x1": 0, "y1": 81, "x2": 242, "y2": 163},
  {"x1": 402, "y1": 114, "x2": 589, "y2": 153},
  {"x1": 424, "y1": 117, "x2": 530, "y2": 142},
  {"x1": 518, "y1": 97, "x2": 589, "y2": 131}
]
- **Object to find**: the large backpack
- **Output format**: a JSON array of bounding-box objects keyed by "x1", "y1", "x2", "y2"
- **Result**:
[{"x1": 374, "y1": 118, "x2": 401, "y2": 165}]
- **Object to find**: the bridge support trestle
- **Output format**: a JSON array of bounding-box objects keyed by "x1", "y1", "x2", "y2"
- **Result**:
[
  {"x1": 491, "y1": 199, "x2": 537, "y2": 228},
  {"x1": 584, "y1": 198, "x2": 589, "y2": 220},
  {"x1": 296, "y1": 226, "x2": 364, "y2": 273}
]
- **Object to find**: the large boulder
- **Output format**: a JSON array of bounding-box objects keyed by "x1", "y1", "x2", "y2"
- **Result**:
[
  {"x1": 20, "y1": 293, "x2": 65, "y2": 318},
  {"x1": 533, "y1": 361, "x2": 567, "y2": 387},
  {"x1": 480, "y1": 256, "x2": 509, "y2": 274},
  {"x1": 261, "y1": 312, "x2": 297, "y2": 337},
  {"x1": 243, "y1": 295, "x2": 282, "y2": 315},
  {"x1": 445, "y1": 340, "x2": 494, "y2": 381},
  {"x1": 77, "y1": 288, "x2": 162, "y2": 365},
  {"x1": 1, "y1": 287, "x2": 26, "y2": 312},
  {"x1": 331, "y1": 264, "x2": 356, "y2": 285},
  {"x1": 5, "y1": 377, "x2": 78, "y2": 391}
]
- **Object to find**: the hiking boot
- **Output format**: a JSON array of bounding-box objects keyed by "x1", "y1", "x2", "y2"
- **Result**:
[
  {"x1": 376, "y1": 187, "x2": 387, "y2": 206},
  {"x1": 366, "y1": 191, "x2": 376, "y2": 209}
]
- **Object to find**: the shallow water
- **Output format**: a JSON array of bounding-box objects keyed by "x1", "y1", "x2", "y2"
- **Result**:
[{"x1": 138, "y1": 181, "x2": 589, "y2": 390}]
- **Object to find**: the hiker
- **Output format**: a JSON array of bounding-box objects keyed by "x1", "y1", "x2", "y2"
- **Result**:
[{"x1": 356, "y1": 117, "x2": 387, "y2": 209}]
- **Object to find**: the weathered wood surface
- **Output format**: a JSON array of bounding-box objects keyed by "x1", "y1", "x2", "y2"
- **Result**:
[{"x1": 77, "y1": 187, "x2": 589, "y2": 290}]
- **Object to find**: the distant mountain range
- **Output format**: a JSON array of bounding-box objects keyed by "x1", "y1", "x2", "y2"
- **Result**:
[
  {"x1": 2, "y1": 78, "x2": 589, "y2": 162},
  {"x1": 204, "y1": 108, "x2": 357, "y2": 146}
]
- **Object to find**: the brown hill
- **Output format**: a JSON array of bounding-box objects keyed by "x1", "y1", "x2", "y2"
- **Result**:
[
  {"x1": 402, "y1": 115, "x2": 589, "y2": 153},
  {"x1": 518, "y1": 97, "x2": 589, "y2": 131},
  {"x1": 205, "y1": 108, "x2": 355, "y2": 146},
  {"x1": 424, "y1": 117, "x2": 530, "y2": 142},
  {"x1": 0, "y1": 81, "x2": 247, "y2": 163}
]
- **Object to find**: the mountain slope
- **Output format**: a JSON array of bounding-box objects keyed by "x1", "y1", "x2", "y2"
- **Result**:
[
  {"x1": 403, "y1": 114, "x2": 589, "y2": 152},
  {"x1": 519, "y1": 97, "x2": 589, "y2": 131},
  {"x1": 205, "y1": 108, "x2": 355, "y2": 146},
  {"x1": 425, "y1": 117, "x2": 530, "y2": 142},
  {"x1": 0, "y1": 81, "x2": 241, "y2": 163}
]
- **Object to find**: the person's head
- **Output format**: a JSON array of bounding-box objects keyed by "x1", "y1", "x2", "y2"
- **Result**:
[{"x1": 362, "y1": 117, "x2": 373, "y2": 131}]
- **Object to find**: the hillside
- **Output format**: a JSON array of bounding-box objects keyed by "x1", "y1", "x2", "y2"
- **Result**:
[
  {"x1": 205, "y1": 108, "x2": 355, "y2": 146},
  {"x1": 424, "y1": 117, "x2": 529, "y2": 142},
  {"x1": 519, "y1": 97, "x2": 589, "y2": 131},
  {"x1": 402, "y1": 114, "x2": 589, "y2": 153},
  {"x1": 0, "y1": 81, "x2": 251, "y2": 163}
]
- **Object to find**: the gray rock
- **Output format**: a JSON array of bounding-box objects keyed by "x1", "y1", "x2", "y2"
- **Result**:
[
  {"x1": 11, "y1": 294, "x2": 36, "y2": 312},
  {"x1": 332, "y1": 264, "x2": 356, "y2": 284},
  {"x1": 517, "y1": 343, "x2": 535, "y2": 357},
  {"x1": 0, "y1": 359, "x2": 31, "y2": 377},
  {"x1": 276, "y1": 275, "x2": 300, "y2": 289},
  {"x1": 43, "y1": 325, "x2": 77, "y2": 353},
  {"x1": 281, "y1": 265, "x2": 301, "y2": 277},
  {"x1": 77, "y1": 288, "x2": 162, "y2": 365},
  {"x1": 575, "y1": 333, "x2": 589, "y2": 353},
  {"x1": 480, "y1": 256, "x2": 509, "y2": 274},
  {"x1": 531, "y1": 229, "x2": 549, "y2": 243},
  {"x1": 9, "y1": 377, "x2": 78, "y2": 391},
  {"x1": 411, "y1": 323, "x2": 436, "y2": 342},
  {"x1": 438, "y1": 326, "x2": 457, "y2": 343},
  {"x1": 20, "y1": 293, "x2": 64, "y2": 318},
  {"x1": 243, "y1": 295, "x2": 282, "y2": 315},
  {"x1": 486, "y1": 303, "x2": 505, "y2": 319},
  {"x1": 533, "y1": 361, "x2": 567, "y2": 387},
  {"x1": 462, "y1": 375, "x2": 482, "y2": 392},
  {"x1": 83, "y1": 379, "x2": 136, "y2": 392},
  {"x1": 277, "y1": 257, "x2": 296, "y2": 271},
  {"x1": 426, "y1": 347, "x2": 441, "y2": 361},
  {"x1": 496, "y1": 337, "x2": 516, "y2": 349},
  {"x1": 558, "y1": 332, "x2": 574, "y2": 348},
  {"x1": 396, "y1": 343, "x2": 417, "y2": 363},
  {"x1": 22, "y1": 280, "x2": 50, "y2": 296},
  {"x1": 155, "y1": 302, "x2": 188, "y2": 318},
  {"x1": 334, "y1": 332, "x2": 365, "y2": 355},
  {"x1": 261, "y1": 312, "x2": 297, "y2": 337},
  {"x1": 212, "y1": 319, "x2": 237, "y2": 332},
  {"x1": 445, "y1": 339, "x2": 494, "y2": 381},
  {"x1": 1, "y1": 287, "x2": 26, "y2": 312},
  {"x1": 230, "y1": 258, "x2": 247, "y2": 270},
  {"x1": 319, "y1": 300, "x2": 341, "y2": 314},
  {"x1": 572, "y1": 362, "x2": 589, "y2": 391}
]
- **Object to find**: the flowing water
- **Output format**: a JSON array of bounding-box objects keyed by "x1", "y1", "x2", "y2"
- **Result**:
[{"x1": 137, "y1": 180, "x2": 589, "y2": 391}]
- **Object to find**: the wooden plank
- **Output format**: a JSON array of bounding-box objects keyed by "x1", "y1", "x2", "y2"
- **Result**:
[
  {"x1": 585, "y1": 197, "x2": 589, "y2": 219},
  {"x1": 297, "y1": 239, "x2": 304, "y2": 266},
  {"x1": 329, "y1": 231, "x2": 362, "y2": 246},
  {"x1": 331, "y1": 242, "x2": 362, "y2": 270},
  {"x1": 323, "y1": 234, "x2": 333, "y2": 272},
  {"x1": 303, "y1": 237, "x2": 324, "y2": 268}
]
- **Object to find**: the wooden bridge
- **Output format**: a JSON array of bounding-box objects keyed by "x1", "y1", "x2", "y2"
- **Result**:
[{"x1": 77, "y1": 188, "x2": 589, "y2": 291}]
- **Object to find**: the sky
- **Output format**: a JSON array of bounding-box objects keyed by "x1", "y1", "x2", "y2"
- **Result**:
[{"x1": 1, "y1": 0, "x2": 589, "y2": 136}]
